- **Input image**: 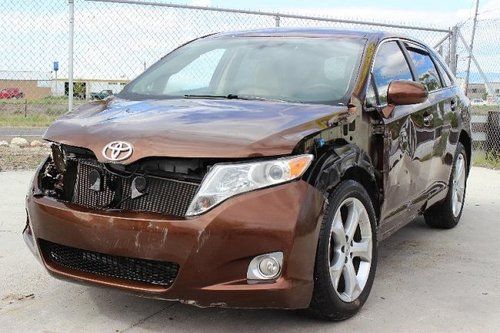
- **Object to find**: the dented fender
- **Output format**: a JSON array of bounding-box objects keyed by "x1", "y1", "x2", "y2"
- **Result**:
[{"x1": 306, "y1": 143, "x2": 377, "y2": 195}]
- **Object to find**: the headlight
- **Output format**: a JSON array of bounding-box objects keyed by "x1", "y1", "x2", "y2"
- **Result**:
[{"x1": 186, "y1": 154, "x2": 314, "y2": 216}]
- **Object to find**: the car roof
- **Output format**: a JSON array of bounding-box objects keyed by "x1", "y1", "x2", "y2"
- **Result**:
[{"x1": 210, "y1": 27, "x2": 401, "y2": 42}]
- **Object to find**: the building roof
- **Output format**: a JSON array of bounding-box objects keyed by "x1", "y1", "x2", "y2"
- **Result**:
[{"x1": 0, "y1": 70, "x2": 52, "y2": 81}]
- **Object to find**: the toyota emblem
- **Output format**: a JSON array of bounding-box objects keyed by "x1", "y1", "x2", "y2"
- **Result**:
[{"x1": 102, "y1": 141, "x2": 133, "y2": 162}]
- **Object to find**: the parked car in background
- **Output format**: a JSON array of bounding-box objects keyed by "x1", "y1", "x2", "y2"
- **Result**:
[
  {"x1": 90, "y1": 89, "x2": 113, "y2": 100},
  {"x1": 0, "y1": 88, "x2": 24, "y2": 99},
  {"x1": 471, "y1": 98, "x2": 487, "y2": 106},
  {"x1": 24, "y1": 28, "x2": 471, "y2": 321}
]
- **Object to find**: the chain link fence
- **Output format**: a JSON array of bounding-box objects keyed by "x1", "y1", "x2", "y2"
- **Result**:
[
  {"x1": 0, "y1": 1, "x2": 68, "y2": 127},
  {"x1": 0, "y1": 0, "x2": 498, "y2": 164},
  {"x1": 457, "y1": 17, "x2": 500, "y2": 165}
]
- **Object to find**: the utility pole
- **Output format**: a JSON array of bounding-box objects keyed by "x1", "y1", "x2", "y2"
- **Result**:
[
  {"x1": 464, "y1": 0, "x2": 480, "y2": 98},
  {"x1": 68, "y1": 0, "x2": 75, "y2": 112}
]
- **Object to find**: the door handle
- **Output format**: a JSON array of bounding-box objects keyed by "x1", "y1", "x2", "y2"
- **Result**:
[{"x1": 423, "y1": 113, "x2": 434, "y2": 127}]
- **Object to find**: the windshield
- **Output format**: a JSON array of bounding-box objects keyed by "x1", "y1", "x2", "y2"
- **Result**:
[{"x1": 120, "y1": 36, "x2": 365, "y2": 104}]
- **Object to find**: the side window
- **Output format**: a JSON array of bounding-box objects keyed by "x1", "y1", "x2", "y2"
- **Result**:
[
  {"x1": 164, "y1": 48, "x2": 225, "y2": 94},
  {"x1": 433, "y1": 57, "x2": 453, "y2": 87},
  {"x1": 372, "y1": 41, "x2": 413, "y2": 105},
  {"x1": 406, "y1": 47, "x2": 442, "y2": 91}
]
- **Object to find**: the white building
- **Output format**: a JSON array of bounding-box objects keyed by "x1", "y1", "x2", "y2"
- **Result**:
[{"x1": 51, "y1": 78, "x2": 129, "y2": 99}]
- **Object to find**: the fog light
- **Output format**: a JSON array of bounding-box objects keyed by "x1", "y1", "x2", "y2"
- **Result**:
[
  {"x1": 259, "y1": 258, "x2": 280, "y2": 277},
  {"x1": 247, "y1": 252, "x2": 283, "y2": 280}
]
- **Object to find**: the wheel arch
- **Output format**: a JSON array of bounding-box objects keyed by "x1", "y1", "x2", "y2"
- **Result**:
[
  {"x1": 305, "y1": 143, "x2": 381, "y2": 224},
  {"x1": 341, "y1": 166, "x2": 380, "y2": 223},
  {"x1": 458, "y1": 130, "x2": 471, "y2": 175}
]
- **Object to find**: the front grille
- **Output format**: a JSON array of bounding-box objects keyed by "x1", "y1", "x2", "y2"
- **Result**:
[
  {"x1": 71, "y1": 159, "x2": 199, "y2": 217},
  {"x1": 40, "y1": 239, "x2": 179, "y2": 287}
]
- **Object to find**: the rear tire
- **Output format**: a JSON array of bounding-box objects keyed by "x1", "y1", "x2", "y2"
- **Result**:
[
  {"x1": 424, "y1": 143, "x2": 467, "y2": 229},
  {"x1": 309, "y1": 180, "x2": 377, "y2": 321}
]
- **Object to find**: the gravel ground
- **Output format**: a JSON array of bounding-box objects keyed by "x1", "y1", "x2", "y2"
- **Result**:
[
  {"x1": 0, "y1": 146, "x2": 50, "y2": 171},
  {"x1": 0, "y1": 167, "x2": 499, "y2": 332}
]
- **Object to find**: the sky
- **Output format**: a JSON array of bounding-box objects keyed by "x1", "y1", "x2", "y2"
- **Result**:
[
  {"x1": 185, "y1": 0, "x2": 497, "y2": 26},
  {"x1": 189, "y1": 0, "x2": 476, "y2": 13},
  {"x1": 0, "y1": 0, "x2": 498, "y2": 82}
]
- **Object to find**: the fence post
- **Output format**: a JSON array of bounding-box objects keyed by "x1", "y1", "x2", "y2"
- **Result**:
[
  {"x1": 449, "y1": 25, "x2": 459, "y2": 75},
  {"x1": 464, "y1": 0, "x2": 480, "y2": 97},
  {"x1": 68, "y1": 0, "x2": 75, "y2": 112},
  {"x1": 275, "y1": 15, "x2": 280, "y2": 27}
]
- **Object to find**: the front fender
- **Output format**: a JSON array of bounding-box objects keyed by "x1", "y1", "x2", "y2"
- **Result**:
[{"x1": 306, "y1": 143, "x2": 377, "y2": 195}]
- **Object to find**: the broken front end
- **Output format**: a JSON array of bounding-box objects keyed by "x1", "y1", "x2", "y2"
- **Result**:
[{"x1": 24, "y1": 144, "x2": 325, "y2": 308}]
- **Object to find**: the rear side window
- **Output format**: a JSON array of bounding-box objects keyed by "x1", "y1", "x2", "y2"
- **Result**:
[
  {"x1": 406, "y1": 47, "x2": 442, "y2": 91},
  {"x1": 372, "y1": 41, "x2": 413, "y2": 104}
]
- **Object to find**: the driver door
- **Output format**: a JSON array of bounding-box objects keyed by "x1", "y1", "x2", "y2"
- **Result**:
[{"x1": 370, "y1": 40, "x2": 429, "y2": 235}]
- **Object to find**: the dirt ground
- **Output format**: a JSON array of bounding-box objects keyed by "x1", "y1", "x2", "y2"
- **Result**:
[{"x1": 0, "y1": 146, "x2": 50, "y2": 171}]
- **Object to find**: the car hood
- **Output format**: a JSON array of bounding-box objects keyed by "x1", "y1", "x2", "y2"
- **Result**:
[{"x1": 44, "y1": 98, "x2": 351, "y2": 164}]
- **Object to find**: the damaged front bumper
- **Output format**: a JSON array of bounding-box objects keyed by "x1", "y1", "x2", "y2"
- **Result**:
[{"x1": 24, "y1": 171, "x2": 325, "y2": 309}]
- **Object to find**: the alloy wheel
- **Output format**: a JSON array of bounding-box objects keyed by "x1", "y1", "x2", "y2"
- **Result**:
[{"x1": 328, "y1": 197, "x2": 372, "y2": 302}]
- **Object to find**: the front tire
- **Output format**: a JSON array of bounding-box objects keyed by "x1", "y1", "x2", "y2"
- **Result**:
[
  {"x1": 309, "y1": 180, "x2": 377, "y2": 321},
  {"x1": 424, "y1": 143, "x2": 467, "y2": 229}
]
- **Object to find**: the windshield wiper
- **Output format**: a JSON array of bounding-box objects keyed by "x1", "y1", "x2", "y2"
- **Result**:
[
  {"x1": 184, "y1": 94, "x2": 290, "y2": 103},
  {"x1": 184, "y1": 94, "x2": 240, "y2": 100}
]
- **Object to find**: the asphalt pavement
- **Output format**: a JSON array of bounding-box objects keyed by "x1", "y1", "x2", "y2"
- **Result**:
[{"x1": 0, "y1": 127, "x2": 47, "y2": 143}]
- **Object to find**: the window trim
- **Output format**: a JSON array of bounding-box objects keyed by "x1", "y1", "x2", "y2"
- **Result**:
[
  {"x1": 365, "y1": 74, "x2": 380, "y2": 110},
  {"x1": 398, "y1": 40, "x2": 417, "y2": 82}
]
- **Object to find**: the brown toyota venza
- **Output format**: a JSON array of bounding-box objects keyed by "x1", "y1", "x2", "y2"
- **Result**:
[{"x1": 24, "y1": 28, "x2": 471, "y2": 320}]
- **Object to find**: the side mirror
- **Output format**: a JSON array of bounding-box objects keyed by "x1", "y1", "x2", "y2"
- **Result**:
[{"x1": 381, "y1": 80, "x2": 428, "y2": 118}]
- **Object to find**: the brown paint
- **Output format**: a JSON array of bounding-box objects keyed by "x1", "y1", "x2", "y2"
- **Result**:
[
  {"x1": 387, "y1": 80, "x2": 428, "y2": 106},
  {"x1": 44, "y1": 99, "x2": 347, "y2": 164},
  {"x1": 26, "y1": 179, "x2": 325, "y2": 308}
]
